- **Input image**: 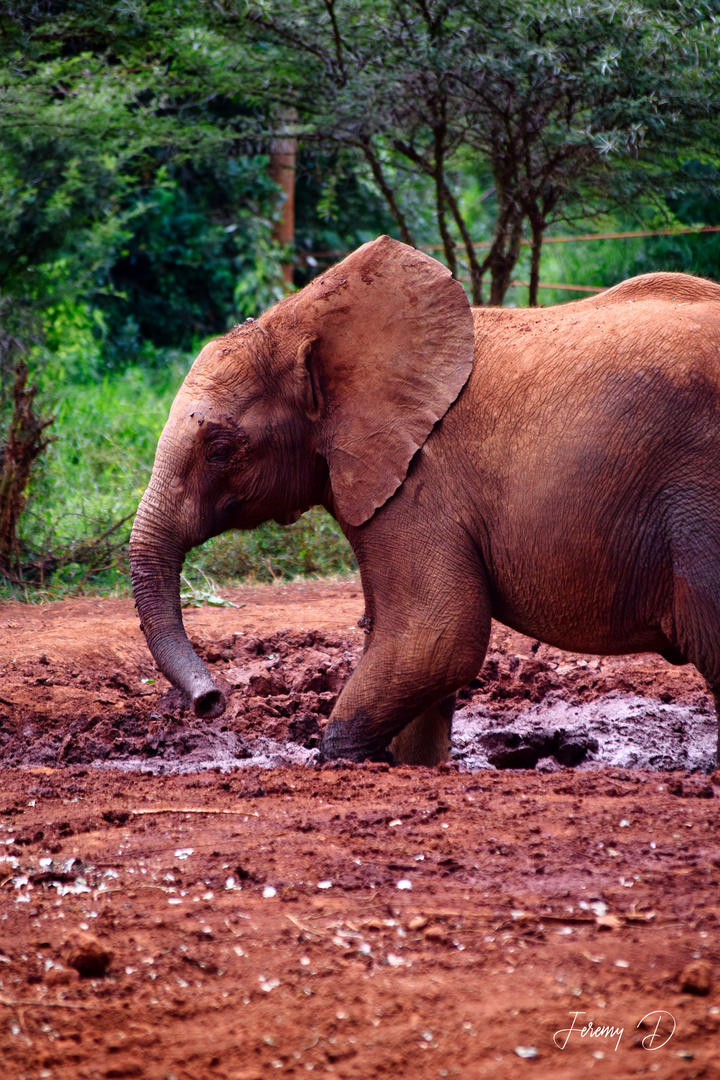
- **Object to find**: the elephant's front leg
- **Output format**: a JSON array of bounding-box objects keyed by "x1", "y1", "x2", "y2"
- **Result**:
[{"x1": 321, "y1": 569, "x2": 490, "y2": 765}]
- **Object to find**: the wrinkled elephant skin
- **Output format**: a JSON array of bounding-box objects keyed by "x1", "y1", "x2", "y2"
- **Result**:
[{"x1": 130, "y1": 235, "x2": 720, "y2": 766}]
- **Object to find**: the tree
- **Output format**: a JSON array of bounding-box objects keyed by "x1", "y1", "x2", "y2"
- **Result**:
[
  {"x1": 455, "y1": 0, "x2": 720, "y2": 304},
  {"x1": 0, "y1": 0, "x2": 289, "y2": 357},
  {"x1": 215, "y1": 0, "x2": 720, "y2": 304}
]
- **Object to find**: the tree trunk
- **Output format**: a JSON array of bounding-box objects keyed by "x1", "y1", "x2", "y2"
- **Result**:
[
  {"x1": 442, "y1": 182, "x2": 484, "y2": 305},
  {"x1": 528, "y1": 220, "x2": 544, "y2": 307},
  {"x1": 435, "y1": 178, "x2": 457, "y2": 278},
  {"x1": 270, "y1": 108, "x2": 297, "y2": 286},
  {"x1": 0, "y1": 362, "x2": 55, "y2": 574},
  {"x1": 488, "y1": 209, "x2": 524, "y2": 306}
]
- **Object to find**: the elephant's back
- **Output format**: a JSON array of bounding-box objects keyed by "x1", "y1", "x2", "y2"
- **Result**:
[
  {"x1": 469, "y1": 273, "x2": 720, "y2": 401},
  {"x1": 583, "y1": 270, "x2": 720, "y2": 306},
  {"x1": 453, "y1": 272, "x2": 720, "y2": 562}
]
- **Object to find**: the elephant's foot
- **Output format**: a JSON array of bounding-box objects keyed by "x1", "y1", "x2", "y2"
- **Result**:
[
  {"x1": 320, "y1": 708, "x2": 394, "y2": 763},
  {"x1": 320, "y1": 695, "x2": 455, "y2": 766},
  {"x1": 388, "y1": 695, "x2": 455, "y2": 766}
]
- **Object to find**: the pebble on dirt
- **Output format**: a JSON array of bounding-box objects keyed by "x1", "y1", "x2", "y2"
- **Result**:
[
  {"x1": 596, "y1": 914, "x2": 623, "y2": 931},
  {"x1": 680, "y1": 959, "x2": 713, "y2": 995},
  {"x1": 423, "y1": 925, "x2": 448, "y2": 943},
  {"x1": 62, "y1": 930, "x2": 113, "y2": 978}
]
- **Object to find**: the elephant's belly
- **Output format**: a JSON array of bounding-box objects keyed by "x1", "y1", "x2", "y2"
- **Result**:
[
  {"x1": 495, "y1": 607, "x2": 667, "y2": 658},
  {"x1": 485, "y1": 552, "x2": 671, "y2": 659}
]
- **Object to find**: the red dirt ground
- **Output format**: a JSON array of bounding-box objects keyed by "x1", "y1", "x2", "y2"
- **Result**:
[{"x1": 0, "y1": 578, "x2": 719, "y2": 1080}]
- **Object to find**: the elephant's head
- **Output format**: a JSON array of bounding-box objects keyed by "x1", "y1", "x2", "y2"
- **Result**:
[{"x1": 129, "y1": 236, "x2": 474, "y2": 718}]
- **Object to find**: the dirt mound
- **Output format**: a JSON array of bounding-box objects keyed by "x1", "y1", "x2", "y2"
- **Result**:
[
  {"x1": 0, "y1": 604, "x2": 715, "y2": 773},
  {"x1": 0, "y1": 627, "x2": 361, "y2": 771}
]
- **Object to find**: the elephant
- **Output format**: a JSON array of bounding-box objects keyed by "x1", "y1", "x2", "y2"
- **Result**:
[{"x1": 130, "y1": 235, "x2": 720, "y2": 767}]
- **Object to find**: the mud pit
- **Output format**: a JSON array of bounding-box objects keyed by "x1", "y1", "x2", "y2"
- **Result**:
[{"x1": 0, "y1": 578, "x2": 719, "y2": 1079}]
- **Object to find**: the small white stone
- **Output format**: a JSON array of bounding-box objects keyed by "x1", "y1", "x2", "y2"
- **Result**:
[
  {"x1": 263, "y1": 885, "x2": 277, "y2": 898},
  {"x1": 396, "y1": 879, "x2": 412, "y2": 891}
]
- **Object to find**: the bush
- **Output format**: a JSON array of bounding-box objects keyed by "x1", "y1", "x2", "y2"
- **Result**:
[
  {"x1": 194, "y1": 507, "x2": 356, "y2": 585},
  {"x1": 0, "y1": 333, "x2": 355, "y2": 599}
]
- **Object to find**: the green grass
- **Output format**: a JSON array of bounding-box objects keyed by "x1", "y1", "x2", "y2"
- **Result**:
[
  {"x1": 193, "y1": 507, "x2": 356, "y2": 584},
  {"x1": 1, "y1": 347, "x2": 355, "y2": 602}
]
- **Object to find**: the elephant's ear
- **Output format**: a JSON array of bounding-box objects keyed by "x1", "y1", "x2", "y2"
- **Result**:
[{"x1": 291, "y1": 236, "x2": 474, "y2": 527}]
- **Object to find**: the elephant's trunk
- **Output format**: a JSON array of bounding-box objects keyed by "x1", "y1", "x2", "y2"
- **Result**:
[{"x1": 129, "y1": 490, "x2": 226, "y2": 719}]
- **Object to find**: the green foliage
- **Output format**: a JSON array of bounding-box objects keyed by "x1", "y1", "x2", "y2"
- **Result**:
[
  {"x1": 0, "y1": 0, "x2": 288, "y2": 357},
  {"x1": 196, "y1": 507, "x2": 356, "y2": 585},
  {"x1": 516, "y1": 181, "x2": 720, "y2": 306},
  {"x1": 0, "y1": 330, "x2": 355, "y2": 599},
  {"x1": 293, "y1": 145, "x2": 398, "y2": 286},
  {"x1": 4, "y1": 0, "x2": 720, "y2": 601},
  {"x1": 101, "y1": 159, "x2": 286, "y2": 356},
  {"x1": 534, "y1": 229, "x2": 720, "y2": 309},
  {"x1": 0, "y1": 1, "x2": 380, "y2": 598},
  {"x1": 12, "y1": 356, "x2": 183, "y2": 593},
  {"x1": 180, "y1": 566, "x2": 239, "y2": 608},
  {"x1": 231, "y1": 0, "x2": 720, "y2": 303}
]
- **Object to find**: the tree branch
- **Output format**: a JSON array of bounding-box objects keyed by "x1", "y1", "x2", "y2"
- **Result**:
[{"x1": 358, "y1": 138, "x2": 416, "y2": 247}]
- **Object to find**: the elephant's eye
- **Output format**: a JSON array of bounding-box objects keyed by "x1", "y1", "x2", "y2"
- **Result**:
[{"x1": 206, "y1": 440, "x2": 234, "y2": 463}]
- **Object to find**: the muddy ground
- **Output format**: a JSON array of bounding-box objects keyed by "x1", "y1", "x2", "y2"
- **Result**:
[{"x1": 0, "y1": 578, "x2": 719, "y2": 1079}]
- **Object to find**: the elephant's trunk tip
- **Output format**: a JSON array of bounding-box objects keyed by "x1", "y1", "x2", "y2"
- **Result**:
[{"x1": 193, "y1": 687, "x2": 226, "y2": 720}]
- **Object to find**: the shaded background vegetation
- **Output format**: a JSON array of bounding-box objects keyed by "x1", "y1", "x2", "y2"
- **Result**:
[{"x1": 1, "y1": 0, "x2": 720, "y2": 599}]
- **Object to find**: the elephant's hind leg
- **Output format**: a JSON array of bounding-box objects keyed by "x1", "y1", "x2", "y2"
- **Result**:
[
  {"x1": 389, "y1": 694, "x2": 455, "y2": 766},
  {"x1": 667, "y1": 612, "x2": 720, "y2": 768},
  {"x1": 662, "y1": 543, "x2": 720, "y2": 767}
]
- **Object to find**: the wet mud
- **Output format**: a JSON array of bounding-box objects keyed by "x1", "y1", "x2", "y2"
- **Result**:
[{"x1": 0, "y1": 607, "x2": 714, "y2": 775}]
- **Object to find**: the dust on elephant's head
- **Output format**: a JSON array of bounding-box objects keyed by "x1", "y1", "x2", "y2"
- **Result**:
[{"x1": 152, "y1": 236, "x2": 475, "y2": 544}]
